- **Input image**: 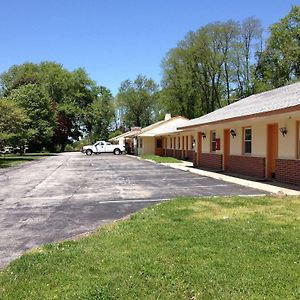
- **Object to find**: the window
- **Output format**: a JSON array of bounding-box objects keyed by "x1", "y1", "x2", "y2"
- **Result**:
[
  {"x1": 139, "y1": 138, "x2": 143, "y2": 148},
  {"x1": 174, "y1": 137, "x2": 176, "y2": 149},
  {"x1": 170, "y1": 137, "x2": 172, "y2": 149},
  {"x1": 211, "y1": 131, "x2": 216, "y2": 152},
  {"x1": 178, "y1": 137, "x2": 180, "y2": 149},
  {"x1": 244, "y1": 128, "x2": 252, "y2": 154}
]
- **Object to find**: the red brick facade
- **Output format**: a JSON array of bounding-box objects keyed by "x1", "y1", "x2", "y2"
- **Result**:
[
  {"x1": 165, "y1": 149, "x2": 194, "y2": 162},
  {"x1": 187, "y1": 150, "x2": 195, "y2": 162},
  {"x1": 165, "y1": 149, "x2": 174, "y2": 157},
  {"x1": 198, "y1": 153, "x2": 223, "y2": 170},
  {"x1": 174, "y1": 150, "x2": 182, "y2": 159},
  {"x1": 276, "y1": 159, "x2": 300, "y2": 185},
  {"x1": 228, "y1": 155, "x2": 265, "y2": 178}
]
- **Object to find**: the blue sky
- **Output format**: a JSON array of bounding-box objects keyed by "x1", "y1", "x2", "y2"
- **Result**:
[{"x1": 1, "y1": 0, "x2": 300, "y2": 95}]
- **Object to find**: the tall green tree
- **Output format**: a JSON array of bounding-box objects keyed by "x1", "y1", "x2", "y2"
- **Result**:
[
  {"x1": 161, "y1": 18, "x2": 262, "y2": 118},
  {"x1": 0, "y1": 62, "x2": 113, "y2": 150},
  {"x1": 0, "y1": 99, "x2": 29, "y2": 148},
  {"x1": 117, "y1": 75, "x2": 160, "y2": 128},
  {"x1": 0, "y1": 63, "x2": 40, "y2": 97},
  {"x1": 255, "y1": 5, "x2": 300, "y2": 90},
  {"x1": 231, "y1": 17, "x2": 263, "y2": 97},
  {"x1": 7, "y1": 84, "x2": 56, "y2": 149},
  {"x1": 84, "y1": 86, "x2": 115, "y2": 142}
]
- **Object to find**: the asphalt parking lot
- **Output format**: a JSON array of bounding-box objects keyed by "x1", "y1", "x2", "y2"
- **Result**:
[{"x1": 0, "y1": 152, "x2": 263, "y2": 268}]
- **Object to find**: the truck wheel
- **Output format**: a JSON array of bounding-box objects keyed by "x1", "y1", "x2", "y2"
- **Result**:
[
  {"x1": 86, "y1": 149, "x2": 93, "y2": 156},
  {"x1": 114, "y1": 148, "x2": 121, "y2": 155}
]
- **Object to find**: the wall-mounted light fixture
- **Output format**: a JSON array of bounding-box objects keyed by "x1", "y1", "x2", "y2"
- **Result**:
[
  {"x1": 201, "y1": 131, "x2": 206, "y2": 139},
  {"x1": 280, "y1": 127, "x2": 287, "y2": 137},
  {"x1": 230, "y1": 129, "x2": 236, "y2": 138}
]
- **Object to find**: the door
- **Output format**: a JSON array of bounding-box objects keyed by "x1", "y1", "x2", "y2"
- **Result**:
[
  {"x1": 98, "y1": 141, "x2": 105, "y2": 153},
  {"x1": 197, "y1": 132, "x2": 202, "y2": 166},
  {"x1": 267, "y1": 124, "x2": 278, "y2": 178},
  {"x1": 223, "y1": 129, "x2": 230, "y2": 171},
  {"x1": 155, "y1": 138, "x2": 164, "y2": 156}
]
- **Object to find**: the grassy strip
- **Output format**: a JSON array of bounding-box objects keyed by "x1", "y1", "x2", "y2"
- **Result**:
[
  {"x1": 141, "y1": 154, "x2": 183, "y2": 163},
  {"x1": 1, "y1": 196, "x2": 300, "y2": 299},
  {"x1": 0, "y1": 153, "x2": 55, "y2": 169}
]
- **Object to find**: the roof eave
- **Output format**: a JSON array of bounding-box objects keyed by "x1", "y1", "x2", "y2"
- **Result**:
[{"x1": 178, "y1": 105, "x2": 300, "y2": 130}]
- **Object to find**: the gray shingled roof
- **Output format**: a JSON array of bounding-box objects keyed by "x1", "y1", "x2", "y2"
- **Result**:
[
  {"x1": 139, "y1": 117, "x2": 188, "y2": 137},
  {"x1": 179, "y1": 82, "x2": 300, "y2": 129}
]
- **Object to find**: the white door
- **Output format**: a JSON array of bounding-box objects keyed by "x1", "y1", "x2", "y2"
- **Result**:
[{"x1": 96, "y1": 142, "x2": 105, "y2": 153}]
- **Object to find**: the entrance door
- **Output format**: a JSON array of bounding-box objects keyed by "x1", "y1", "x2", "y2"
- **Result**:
[
  {"x1": 155, "y1": 138, "x2": 164, "y2": 156},
  {"x1": 197, "y1": 132, "x2": 202, "y2": 166},
  {"x1": 223, "y1": 129, "x2": 230, "y2": 171},
  {"x1": 267, "y1": 124, "x2": 278, "y2": 178}
]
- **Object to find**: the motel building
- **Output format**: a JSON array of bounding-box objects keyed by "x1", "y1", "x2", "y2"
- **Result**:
[
  {"x1": 110, "y1": 127, "x2": 141, "y2": 155},
  {"x1": 111, "y1": 114, "x2": 189, "y2": 156},
  {"x1": 163, "y1": 82, "x2": 300, "y2": 186},
  {"x1": 137, "y1": 114, "x2": 188, "y2": 156},
  {"x1": 114, "y1": 82, "x2": 300, "y2": 186}
]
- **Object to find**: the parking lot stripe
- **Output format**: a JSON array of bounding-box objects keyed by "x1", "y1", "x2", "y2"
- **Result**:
[{"x1": 97, "y1": 198, "x2": 171, "y2": 204}]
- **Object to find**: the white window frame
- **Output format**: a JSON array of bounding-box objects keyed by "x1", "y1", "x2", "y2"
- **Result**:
[
  {"x1": 211, "y1": 131, "x2": 216, "y2": 152},
  {"x1": 244, "y1": 127, "x2": 252, "y2": 154}
]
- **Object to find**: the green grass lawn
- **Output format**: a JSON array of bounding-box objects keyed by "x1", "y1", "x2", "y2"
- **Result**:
[
  {"x1": 1, "y1": 196, "x2": 300, "y2": 299},
  {"x1": 0, "y1": 153, "x2": 55, "y2": 169},
  {"x1": 141, "y1": 154, "x2": 183, "y2": 163}
]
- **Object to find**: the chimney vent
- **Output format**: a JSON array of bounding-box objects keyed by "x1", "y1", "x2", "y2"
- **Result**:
[
  {"x1": 131, "y1": 127, "x2": 141, "y2": 131},
  {"x1": 165, "y1": 113, "x2": 171, "y2": 120}
]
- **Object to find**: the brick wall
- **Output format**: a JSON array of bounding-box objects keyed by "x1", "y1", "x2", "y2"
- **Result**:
[
  {"x1": 228, "y1": 155, "x2": 265, "y2": 178},
  {"x1": 198, "y1": 153, "x2": 223, "y2": 170},
  {"x1": 276, "y1": 159, "x2": 300, "y2": 185},
  {"x1": 166, "y1": 149, "x2": 174, "y2": 157},
  {"x1": 155, "y1": 148, "x2": 164, "y2": 156},
  {"x1": 187, "y1": 150, "x2": 195, "y2": 162},
  {"x1": 174, "y1": 150, "x2": 182, "y2": 159}
]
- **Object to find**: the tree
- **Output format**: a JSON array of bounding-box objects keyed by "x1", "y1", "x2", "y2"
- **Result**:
[
  {"x1": 7, "y1": 84, "x2": 56, "y2": 149},
  {"x1": 0, "y1": 99, "x2": 29, "y2": 148},
  {"x1": 161, "y1": 21, "x2": 239, "y2": 117},
  {"x1": 117, "y1": 75, "x2": 160, "y2": 128},
  {"x1": 84, "y1": 87, "x2": 115, "y2": 142},
  {"x1": 0, "y1": 62, "x2": 113, "y2": 151},
  {"x1": 255, "y1": 6, "x2": 300, "y2": 90},
  {"x1": 0, "y1": 63, "x2": 40, "y2": 97},
  {"x1": 239, "y1": 17, "x2": 263, "y2": 96},
  {"x1": 161, "y1": 37, "x2": 204, "y2": 118},
  {"x1": 161, "y1": 18, "x2": 263, "y2": 118}
]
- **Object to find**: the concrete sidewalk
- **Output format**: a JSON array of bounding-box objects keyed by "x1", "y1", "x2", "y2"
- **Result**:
[{"x1": 137, "y1": 158, "x2": 300, "y2": 196}]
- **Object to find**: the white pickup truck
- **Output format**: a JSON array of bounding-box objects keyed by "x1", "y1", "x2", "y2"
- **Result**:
[{"x1": 82, "y1": 141, "x2": 125, "y2": 155}]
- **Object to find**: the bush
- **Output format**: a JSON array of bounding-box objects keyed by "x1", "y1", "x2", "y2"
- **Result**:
[{"x1": 64, "y1": 144, "x2": 75, "y2": 152}]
